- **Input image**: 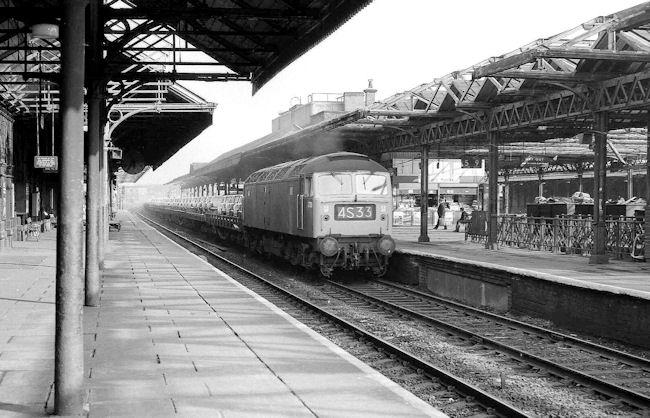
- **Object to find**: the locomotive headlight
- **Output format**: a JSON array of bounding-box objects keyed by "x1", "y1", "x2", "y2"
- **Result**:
[
  {"x1": 319, "y1": 236, "x2": 339, "y2": 257},
  {"x1": 376, "y1": 236, "x2": 395, "y2": 255},
  {"x1": 323, "y1": 214, "x2": 331, "y2": 221},
  {"x1": 380, "y1": 214, "x2": 386, "y2": 221}
]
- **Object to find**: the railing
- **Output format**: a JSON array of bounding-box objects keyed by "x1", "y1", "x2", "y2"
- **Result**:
[{"x1": 466, "y1": 214, "x2": 645, "y2": 259}]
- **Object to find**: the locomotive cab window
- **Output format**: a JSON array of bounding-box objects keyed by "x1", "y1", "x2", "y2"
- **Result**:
[
  {"x1": 355, "y1": 174, "x2": 389, "y2": 195},
  {"x1": 316, "y1": 173, "x2": 352, "y2": 195},
  {"x1": 302, "y1": 176, "x2": 312, "y2": 196}
]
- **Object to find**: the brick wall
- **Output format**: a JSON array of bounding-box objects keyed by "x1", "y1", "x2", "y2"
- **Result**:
[
  {"x1": 511, "y1": 277, "x2": 649, "y2": 347},
  {"x1": 0, "y1": 108, "x2": 14, "y2": 248},
  {"x1": 391, "y1": 252, "x2": 650, "y2": 348}
]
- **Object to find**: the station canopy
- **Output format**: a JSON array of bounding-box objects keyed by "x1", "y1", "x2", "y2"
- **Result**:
[
  {"x1": 0, "y1": 0, "x2": 372, "y2": 171},
  {"x1": 174, "y1": 2, "x2": 650, "y2": 188}
]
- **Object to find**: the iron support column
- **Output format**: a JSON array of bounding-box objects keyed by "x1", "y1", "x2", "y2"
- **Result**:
[
  {"x1": 503, "y1": 172, "x2": 510, "y2": 215},
  {"x1": 487, "y1": 131, "x2": 498, "y2": 249},
  {"x1": 102, "y1": 140, "x2": 109, "y2": 248},
  {"x1": 108, "y1": 176, "x2": 113, "y2": 219},
  {"x1": 590, "y1": 112, "x2": 609, "y2": 264},
  {"x1": 98, "y1": 130, "x2": 106, "y2": 266},
  {"x1": 626, "y1": 167, "x2": 634, "y2": 200},
  {"x1": 85, "y1": 0, "x2": 102, "y2": 306},
  {"x1": 577, "y1": 165, "x2": 584, "y2": 192},
  {"x1": 418, "y1": 144, "x2": 429, "y2": 242},
  {"x1": 645, "y1": 112, "x2": 650, "y2": 261},
  {"x1": 55, "y1": 0, "x2": 85, "y2": 414},
  {"x1": 85, "y1": 88, "x2": 101, "y2": 306}
]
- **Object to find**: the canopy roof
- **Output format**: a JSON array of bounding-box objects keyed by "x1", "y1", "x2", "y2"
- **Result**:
[
  {"x1": 170, "y1": 2, "x2": 650, "y2": 188},
  {"x1": 1, "y1": 0, "x2": 371, "y2": 170},
  {"x1": 1, "y1": 0, "x2": 372, "y2": 97},
  {"x1": 363, "y1": 2, "x2": 650, "y2": 153}
]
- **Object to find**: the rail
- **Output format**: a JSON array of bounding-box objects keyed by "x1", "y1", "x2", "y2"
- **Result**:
[
  {"x1": 331, "y1": 279, "x2": 650, "y2": 410},
  {"x1": 466, "y1": 214, "x2": 645, "y2": 258}
]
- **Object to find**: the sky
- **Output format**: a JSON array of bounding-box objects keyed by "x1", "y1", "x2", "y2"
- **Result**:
[{"x1": 137, "y1": 0, "x2": 645, "y2": 184}]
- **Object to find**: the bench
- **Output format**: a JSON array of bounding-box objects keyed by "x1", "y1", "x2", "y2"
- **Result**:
[
  {"x1": 455, "y1": 214, "x2": 471, "y2": 232},
  {"x1": 21, "y1": 218, "x2": 42, "y2": 241}
]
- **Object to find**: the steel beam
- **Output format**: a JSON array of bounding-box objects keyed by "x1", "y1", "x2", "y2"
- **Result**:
[
  {"x1": 0, "y1": 7, "x2": 59, "y2": 20},
  {"x1": 54, "y1": 0, "x2": 86, "y2": 414},
  {"x1": 368, "y1": 69, "x2": 650, "y2": 154},
  {"x1": 539, "y1": 48, "x2": 650, "y2": 62},
  {"x1": 103, "y1": 61, "x2": 243, "y2": 66},
  {"x1": 104, "y1": 29, "x2": 298, "y2": 36},
  {"x1": 0, "y1": 46, "x2": 200, "y2": 52},
  {"x1": 103, "y1": 7, "x2": 320, "y2": 20},
  {"x1": 0, "y1": 5, "x2": 320, "y2": 20},
  {"x1": 418, "y1": 145, "x2": 430, "y2": 242},
  {"x1": 110, "y1": 72, "x2": 251, "y2": 82},
  {"x1": 589, "y1": 112, "x2": 609, "y2": 264},
  {"x1": 0, "y1": 72, "x2": 251, "y2": 82},
  {"x1": 473, "y1": 51, "x2": 536, "y2": 79},
  {"x1": 474, "y1": 48, "x2": 650, "y2": 79},
  {"x1": 492, "y1": 70, "x2": 610, "y2": 83}
]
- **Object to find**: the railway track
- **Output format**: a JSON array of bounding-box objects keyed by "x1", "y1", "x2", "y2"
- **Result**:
[
  {"x1": 322, "y1": 279, "x2": 650, "y2": 411},
  {"x1": 139, "y1": 212, "x2": 528, "y2": 417}
]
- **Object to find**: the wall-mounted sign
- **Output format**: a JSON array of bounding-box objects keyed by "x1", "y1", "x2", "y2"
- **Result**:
[
  {"x1": 34, "y1": 155, "x2": 58, "y2": 172},
  {"x1": 108, "y1": 147, "x2": 122, "y2": 160}
]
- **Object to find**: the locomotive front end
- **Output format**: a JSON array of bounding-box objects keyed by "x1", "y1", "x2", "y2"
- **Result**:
[{"x1": 312, "y1": 171, "x2": 395, "y2": 276}]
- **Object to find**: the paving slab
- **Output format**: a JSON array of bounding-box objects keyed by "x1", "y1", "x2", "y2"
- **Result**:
[
  {"x1": 0, "y1": 232, "x2": 56, "y2": 417},
  {"x1": 0, "y1": 220, "x2": 443, "y2": 417},
  {"x1": 83, "y1": 213, "x2": 443, "y2": 417}
]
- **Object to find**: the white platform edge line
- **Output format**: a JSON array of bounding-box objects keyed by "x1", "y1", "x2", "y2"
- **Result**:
[{"x1": 137, "y1": 215, "x2": 445, "y2": 418}]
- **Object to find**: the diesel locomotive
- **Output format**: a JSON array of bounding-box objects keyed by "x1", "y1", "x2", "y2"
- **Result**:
[{"x1": 146, "y1": 152, "x2": 396, "y2": 277}]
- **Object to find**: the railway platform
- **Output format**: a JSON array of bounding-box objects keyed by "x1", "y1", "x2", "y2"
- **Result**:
[
  {"x1": 391, "y1": 226, "x2": 650, "y2": 348},
  {"x1": 0, "y1": 214, "x2": 441, "y2": 417}
]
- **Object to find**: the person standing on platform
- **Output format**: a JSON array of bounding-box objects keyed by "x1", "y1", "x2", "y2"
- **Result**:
[
  {"x1": 456, "y1": 207, "x2": 469, "y2": 232},
  {"x1": 434, "y1": 200, "x2": 447, "y2": 229}
]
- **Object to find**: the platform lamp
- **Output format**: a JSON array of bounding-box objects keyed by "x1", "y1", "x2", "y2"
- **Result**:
[
  {"x1": 28, "y1": 21, "x2": 59, "y2": 157},
  {"x1": 29, "y1": 23, "x2": 60, "y2": 40}
]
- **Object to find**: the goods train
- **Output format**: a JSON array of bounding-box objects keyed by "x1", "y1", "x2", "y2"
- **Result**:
[{"x1": 146, "y1": 152, "x2": 396, "y2": 277}]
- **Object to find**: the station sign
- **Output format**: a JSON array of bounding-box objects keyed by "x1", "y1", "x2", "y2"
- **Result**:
[
  {"x1": 34, "y1": 155, "x2": 58, "y2": 172},
  {"x1": 520, "y1": 155, "x2": 551, "y2": 168},
  {"x1": 461, "y1": 157, "x2": 482, "y2": 168}
]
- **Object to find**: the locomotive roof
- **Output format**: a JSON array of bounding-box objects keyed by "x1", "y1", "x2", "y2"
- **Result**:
[{"x1": 245, "y1": 152, "x2": 387, "y2": 184}]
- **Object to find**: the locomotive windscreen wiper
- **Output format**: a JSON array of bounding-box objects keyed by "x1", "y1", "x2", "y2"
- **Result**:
[
  {"x1": 371, "y1": 181, "x2": 386, "y2": 193},
  {"x1": 328, "y1": 172, "x2": 343, "y2": 186}
]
